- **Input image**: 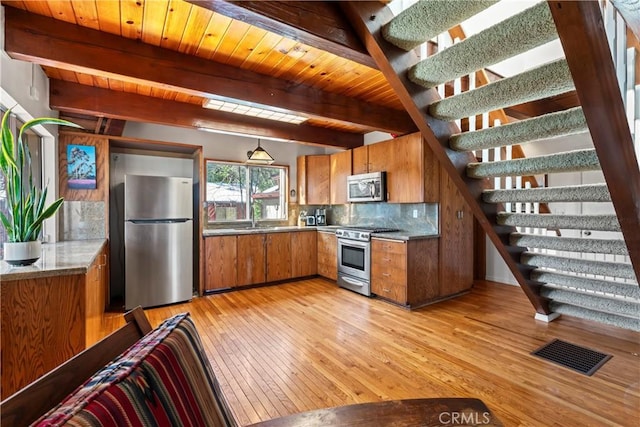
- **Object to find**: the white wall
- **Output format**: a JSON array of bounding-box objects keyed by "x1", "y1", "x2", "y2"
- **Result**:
[{"x1": 123, "y1": 122, "x2": 330, "y2": 203}]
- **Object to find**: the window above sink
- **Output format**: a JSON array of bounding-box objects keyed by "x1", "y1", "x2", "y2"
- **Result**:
[{"x1": 205, "y1": 160, "x2": 288, "y2": 224}]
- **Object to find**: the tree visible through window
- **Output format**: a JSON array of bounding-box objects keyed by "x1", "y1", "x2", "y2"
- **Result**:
[{"x1": 206, "y1": 161, "x2": 287, "y2": 222}]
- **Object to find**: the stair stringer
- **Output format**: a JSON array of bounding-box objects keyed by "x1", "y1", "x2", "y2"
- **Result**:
[
  {"x1": 340, "y1": 1, "x2": 550, "y2": 315},
  {"x1": 549, "y1": 0, "x2": 640, "y2": 283}
]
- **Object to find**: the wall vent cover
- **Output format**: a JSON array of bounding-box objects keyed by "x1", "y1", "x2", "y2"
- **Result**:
[{"x1": 531, "y1": 338, "x2": 612, "y2": 376}]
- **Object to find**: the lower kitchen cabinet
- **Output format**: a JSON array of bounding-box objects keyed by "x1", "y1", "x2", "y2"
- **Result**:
[
  {"x1": 266, "y1": 232, "x2": 292, "y2": 282},
  {"x1": 1, "y1": 242, "x2": 109, "y2": 399},
  {"x1": 371, "y1": 238, "x2": 439, "y2": 307},
  {"x1": 237, "y1": 234, "x2": 266, "y2": 286},
  {"x1": 204, "y1": 236, "x2": 237, "y2": 290},
  {"x1": 317, "y1": 231, "x2": 337, "y2": 280},
  {"x1": 291, "y1": 231, "x2": 317, "y2": 277}
]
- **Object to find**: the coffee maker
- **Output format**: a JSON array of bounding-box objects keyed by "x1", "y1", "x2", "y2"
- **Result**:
[{"x1": 315, "y1": 208, "x2": 327, "y2": 226}]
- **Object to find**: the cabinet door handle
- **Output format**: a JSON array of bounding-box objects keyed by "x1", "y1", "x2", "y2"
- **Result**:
[
  {"x1": 382, "y1": 288, "x2": 391, "y2": 293},
  {"x1": 382, "y1": 273, "x2": 390, "y2": 277},
  {"x1": 382, "y1": 258, "x2": 391, "y2": 262},
  {"x1": 456, "y1": 210, "x2": 464, "y2": 220}
]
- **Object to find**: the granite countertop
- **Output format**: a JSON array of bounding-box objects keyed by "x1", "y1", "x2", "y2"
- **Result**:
[
  {"x1": 372, "y1": 232, "x2": 439, "y2": 241},
  {"x1": 203, "y1": 225, "x2": 322, "y2": 237},
  {"x1": 1, "y1": 239, "x2": 107, "y2": 281},
  {"x1": 203, "y1": 226, "x2": 436, "y2": 241}
]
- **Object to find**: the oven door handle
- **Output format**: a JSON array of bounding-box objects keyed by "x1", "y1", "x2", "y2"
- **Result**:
[{"x1": 340, "y1": 276, "x2": 365, "y2": 287}]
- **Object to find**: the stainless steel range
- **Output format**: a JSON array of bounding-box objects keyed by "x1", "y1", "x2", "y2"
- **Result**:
[{"x1": 336, "y1": 226, "x2": 399, "y2": 296}]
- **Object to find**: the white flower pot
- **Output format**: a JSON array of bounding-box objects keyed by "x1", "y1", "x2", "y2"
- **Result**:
[{"x1": 3, "y1": 241, "x2": 42, "y2": 266}]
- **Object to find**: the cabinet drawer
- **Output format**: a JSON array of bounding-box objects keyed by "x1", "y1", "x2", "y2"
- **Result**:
[
  {"x1": 371, "y1": 279, "x2": 407, "y2": 304},
  {"x1": 372, "y1": 252, "x2": 407, "y2": 271},
  {"x1": 371, "y1": 264, "x2": 407, "y2": 287},
  {"x1": 372, "y1": 239, "x2": 406, "y2": 256}
]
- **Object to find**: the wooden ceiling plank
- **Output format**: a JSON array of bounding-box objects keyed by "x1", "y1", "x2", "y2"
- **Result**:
[
  {"x1": 120, "y1": 0, "x2": 144, "y2": 40},
  {"x1": 41, "y1": 0, "x2": 76, "y2": 24},
  {"x1": 3, "y1": 6, "x2": 415, "y2": 134},
  {"x1": 186, "y1": 0, "x2": 377, "y2": 69},
  {"x1": 240, "y1": 31, "x2": 285, "y2": 71},
  {"x1": 49, "y1": 79, "x2": 363, "y2": 149},
  {"x1": 210, "y1": 18, "x2": 252, "y2": 64},
  {"x1": 160, "y1": 0, "x2": 193, "y2": 51},
  {"x1": 196, "y1": 12, "x2": 233, "y2": 59},
  {"x1": 69, "y1": 0, "x2": 100, "y2": 30},
  {"x1": 225, "y1": 25, "x2": 268, "y2": 68},
  {"x1": 141, "y1": 0, "x2": 169, "y2": 45},
  {"x1": 250, "y1": 35, "x2": 298, "y2": 75},
  {"x1": 178, "y1": 3, "x2": 215, "y2": 55},
  {"x1": 94, "y1": 0, "x2": 122, "y2": 35}
]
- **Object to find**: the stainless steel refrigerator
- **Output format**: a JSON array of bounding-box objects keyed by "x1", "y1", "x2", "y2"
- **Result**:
[{"x1": 124, "y1": 175, "x2": 193, "y2": 310}]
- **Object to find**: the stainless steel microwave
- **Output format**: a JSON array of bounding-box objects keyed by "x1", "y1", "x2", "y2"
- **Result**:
[{"x1": 347, "y1": 171, "x2": 386, "y2": 202}]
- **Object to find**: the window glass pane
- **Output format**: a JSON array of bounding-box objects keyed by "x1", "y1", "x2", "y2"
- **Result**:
[
  {"x1": 250, "y1": 166, "x2": 286, "y2": 221},
  {"x1": 206, "y1": 162, "x2": 247, "y2": 221},
  {"x1": 205, "y1": 160, "x2": 287, "y2": 223}
]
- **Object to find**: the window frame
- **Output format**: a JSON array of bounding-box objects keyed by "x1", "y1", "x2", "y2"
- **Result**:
[{"x1": 204, "y1": 159, "x2": 289, "y2": 224}]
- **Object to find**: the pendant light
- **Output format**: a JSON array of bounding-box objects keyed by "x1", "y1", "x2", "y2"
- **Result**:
[{"x1": 247, "y1": 139, "x2": 274, "y2": 165}]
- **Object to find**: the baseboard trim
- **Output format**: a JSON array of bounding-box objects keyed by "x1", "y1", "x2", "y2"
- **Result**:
[{"x1": 535, "y1": 312, "x2": 562, "y2": 323}]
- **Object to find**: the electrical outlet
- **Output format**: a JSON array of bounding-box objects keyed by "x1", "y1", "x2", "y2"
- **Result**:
[{"x1": 412, "y1": 209, "x2": 418, "y2": 218}]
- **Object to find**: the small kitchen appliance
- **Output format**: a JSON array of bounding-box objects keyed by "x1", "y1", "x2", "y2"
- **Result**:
[{"x1": 315, "y1": 208, "x2": 327, "y2": 226}]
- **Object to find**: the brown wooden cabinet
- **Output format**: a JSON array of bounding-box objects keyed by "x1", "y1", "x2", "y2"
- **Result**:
[
  {"x1": 297, "y1": 155, "x2": 330, "y2": 205},
  {"x1": 352, "y1": 145, "x2": 369, "y2": 174},
  {"x1": 291, "y1": 231, "x2": 317, "y2": 277},
  {"x1": 237, "y1": 234, "x2": 266, "y2": 286},
  {"x1": 1, "y1": 243, "x2": 109, "y2": 399},
  {"x1": 439, "y1": 171, "x2": 474, "y2": 295},
  {"x1": 317, "y1": 231, "x2": 337, "y2": 280},
  {"x1": 204, "y1": 236, "x2": 237, "y2": 291},
  {"x1": 330, "y1": 150, "x2": 352, "y2": 204},
  {"x1": 266, "y1": 232, "x2": 292, "y2": 282},
  {"x1": 371, "y1": 238, "x2": 439, "y2": 307},
  {"x1": 347, "y1": 133, "x2": 439, "y2": 203}
]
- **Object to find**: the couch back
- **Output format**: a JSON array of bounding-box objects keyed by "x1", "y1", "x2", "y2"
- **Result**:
[{"x1": 34, "y1": 313, "x2": 236, "y2": 427}]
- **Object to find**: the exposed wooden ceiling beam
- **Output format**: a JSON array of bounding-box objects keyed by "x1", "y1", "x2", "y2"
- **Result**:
[
  {"x1": 187, "y1": 0, "x2": 377, "y2": 69},
  {"x1": 4, "y1": 6, "x2": 415, "y2": 135},
  {"x1": 50, "y1": 80, "x2": 363, "y2": 149}
]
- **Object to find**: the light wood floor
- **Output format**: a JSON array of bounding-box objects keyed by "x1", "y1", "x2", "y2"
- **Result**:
[{"x1": 104, "y1": 279, "x2": 640, "y2": 426}]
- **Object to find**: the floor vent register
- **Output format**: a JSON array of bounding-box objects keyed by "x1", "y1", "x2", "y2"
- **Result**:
[{"x1": 531, "y1": 338, "x2": 612, "y2": 376}]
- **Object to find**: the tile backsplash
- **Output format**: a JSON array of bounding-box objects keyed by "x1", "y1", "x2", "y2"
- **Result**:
[
  {"x1": 306, "y1": 202, "x2": 439, "y2": 234},
  {"x1": 62, "y1": 201, "x2": 106, "y2": 241}
]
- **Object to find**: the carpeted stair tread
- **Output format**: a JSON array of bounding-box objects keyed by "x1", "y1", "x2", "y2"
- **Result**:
[
  {"x1": 532, "y1": 270, "x2": 640, "y2": 298},
  {"x1": 467, "y1": 149, "x2": 600, "y2": 178},
  {"x1": 382, "y1": 0, "x2": 498, "y2": 51},
  {"x1": 409, "y1": 2, "x2": 557, "y2": 88},
  {"x1": 521, "y1": 252, "x2": 635, "y2": 279},
  {"x1": 484, "y1": 184, "x2": 610, "y2": 203},
  {"x1": 450, "y1": 107, "x2": 588, "y2": 152},
  {"x1": 541, "y1": 286, "x2": 640, "y2": 318},
  {"x1": 498, "y1": 213, "x2": 620, "y2": 231},
  {"x1": 511, "y1": 232, "x2": 627, "y2": 255},
  {"x1": 429, "y1": 59, "x2": 574, "y2": 121},
  {"x1": 549, "y1": 301, "x2": 640, "y2": 331}
]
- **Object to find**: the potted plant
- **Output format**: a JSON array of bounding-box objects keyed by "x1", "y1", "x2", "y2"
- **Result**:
[{"x1": 0, "y1": 109, "x2": 80, "y2": 265}]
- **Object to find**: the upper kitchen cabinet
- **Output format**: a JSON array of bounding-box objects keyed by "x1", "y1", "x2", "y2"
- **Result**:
[
  {"x1": 352, "y1": 146, "x2": 369, "y2": 175},
  {"x1": 330, "y1": 150, "x2": 352, "y2": 205},
  {"x1": 297, "y1": 155, "x2": 330, "y2": 205},
  {"x1": 351, "y1": 133, "x2": 440, "y2": 203}
]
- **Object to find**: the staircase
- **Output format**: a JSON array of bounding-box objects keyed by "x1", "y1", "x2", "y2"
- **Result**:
[{"x1": 341, "y1": 1, "x2": 640, "y2": 331}]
